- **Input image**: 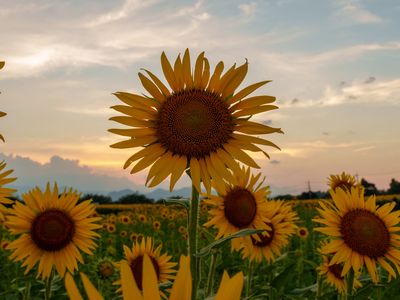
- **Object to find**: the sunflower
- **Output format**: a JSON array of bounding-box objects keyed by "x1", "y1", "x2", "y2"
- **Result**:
[
  {"x1": 115, "y1": 236, "x2": 176, "y2": 291},
  {"x1": 153, "y1": 220, "x2": 161, "y2": 230},
  {"x1": 107, "y1": 223, "x2": 116, "y2": 233},
  {"x1": 109, "y1": 49, "x2": 282, "y2": 193},
  {"x1": 0, "y1": 161, "x2": 16, "y2": 221},
  {"x1": 6, "y1": 183, "x2": 101, "y2": 279},
  {"x1": 240, "y1": 200, "x2": 298, "y2": 262},
  {"x1": 328, "y1": 172, "x2": 361, "y2": 193},
  {"x1": 204, "y1": 167, "x2": 272, "y2": 250},
  {"x1": 66, "y1": 254, "x2": 244, "y2": 300},
  {"x1": 96, "y1": 257, "x2": 115, "y2": 279},
  {"x1": 314, "y1": 187, "x2": 400, "y2": 283},
  {"x1": 297, "y1": 226, "x2": 309, "y2": 238}
]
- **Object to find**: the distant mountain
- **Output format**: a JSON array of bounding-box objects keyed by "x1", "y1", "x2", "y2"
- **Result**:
[
  {"x1": 145, "y1": 187, "x2": 192, "y2": 201},
  {"x1": 107, "y1": 189, "x2": 138, "y2": 201}
]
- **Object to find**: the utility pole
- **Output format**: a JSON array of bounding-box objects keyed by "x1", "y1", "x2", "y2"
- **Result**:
[
  {"x1": 355, "y1": 172, "x2": 359, "y2": 182},
  {"x1": 307, "y1": 180, "x2": 312, "y2": 199}
]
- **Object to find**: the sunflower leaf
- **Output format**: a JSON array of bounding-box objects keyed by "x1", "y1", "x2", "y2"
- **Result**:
[
  {"x1": 162, "y1": 198, "x2": 190, "y2": 211},
  {"x1": 196, "y1": 228, "x2": 266, "y2": 257}
]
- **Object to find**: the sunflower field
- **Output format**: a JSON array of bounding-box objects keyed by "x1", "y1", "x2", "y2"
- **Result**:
[{"x1": 1, "y1": 52, "x2": 400, "y2": 300}]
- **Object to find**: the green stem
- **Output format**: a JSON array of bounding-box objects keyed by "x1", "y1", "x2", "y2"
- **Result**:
[
  {"x1": 205, "y1": 252, "x2": 218, "y2": 297},
  {"x1": 23, "y1": 279, "x2": 31, "y2": 300},
  {"x1": 345, "y1": 269, "x2": 354, "y2": 300},
  {"x1": 316, "y1": 274, "x2": 321, "y2": 300},
  {"x1": 245, "y1": 259, "x2": 254, "y2": 299},
  {"x1": 44, "y1": 269, "x2": 54, "y2": 300},
  {"x1": 189, "y1": 183, "x2": 200, "y2": 300}
]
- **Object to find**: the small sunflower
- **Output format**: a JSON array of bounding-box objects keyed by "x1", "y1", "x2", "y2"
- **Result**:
[
  {"x1": 109, "y1": 49, "x2": 282, "y2": 193},
  {"x1": 153, "y1": 220, "x2": 161, "y2": 230},
  {"x1": 240, "y1": 200, "x2": 298, "y2": 262},
  {"x1": 204, "y1": 167, "x2": 271, "y2": 250},
  {"x1": 0, "y1": 161, "x2": 16, "y2": 221},
  {"x1": 6, "y1": 183, "x2": 101, "y2": 279},
  {"x1": 107, "y1": 223, "x2": 116, "y2": 233},
  {"x1": 328, "y1": 172, "x2": 360, "y2": 193},
  {"x1": 297, "y1": 226, "x2": 309, "y2": 238},
  {"x1": 314, "y1": 187, "x2": 400, "y2": 283},
  {"x1": 96, "y1": 257, "x2": 115, "y2": 279},
  {"x1": 120, "y1": 230, "x2": 128, "y2": 238},
  {"x1": 116, "y1": 237, "x2": 176, "y2": 291}
]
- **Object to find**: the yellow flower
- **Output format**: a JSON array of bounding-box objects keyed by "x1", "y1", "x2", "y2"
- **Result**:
[
  {"x1": 240, "y1": 200, "x2": 298, "y2": 262},
  {"x1": 297, "y1": 226, "x2": 309, "y2": 238},
  {"x1": 0, "y1": 161, "x2": 16, "y2": 221},
  {"x1": 65, "y1": 254, "x2": 244, "y2": 300},
  {"x1": 109, "y1": 49, "x2": 282, "y2": 193},
  {"x1": 318, "y1": 256, "x2": 362, "y2": 293},
  {"x1": 6, "y1": 183, "x2": 101, "y2": 279},
  {"x1": 115, "y1": 237, "x2": 176, "y2": 291},
  {"x1": 314, "y1": 187, "x2": 400, "y2": 283},
  {"x1": 204, "y1": 167, "x2": 271, "y2": 250},
  {"x1": 153, "y1": 220, "x2": 161, "y2": 230},
  {"x1": 328, "y1": 172, "x2": 361, "y2": 193}
]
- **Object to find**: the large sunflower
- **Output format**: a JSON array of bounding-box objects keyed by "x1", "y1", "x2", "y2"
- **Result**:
[
  {"x1": 240, "y1": 200, "x2": 298, "y2": 262},
  {"x1": 6, "y1": 183, "x2": 101, "y2": 279},
  {"x1": 314, "y1": 187, "x2": 400, "y2": 283},
  {"x1": 109, "y1": 49, "x2": 282, "y2": 193},
  {"x1": 0, "y1": 161, "x2": 16, "y2": 221},
  {"x1": 203, "y1": 167, "x2": 272, "y2": 250},
  {"x1": 115, "y1": 237, "x2": 176, "y2": 291},
  {"x1": 66, "y1": 254, "x2": 244, "y2": 300}
]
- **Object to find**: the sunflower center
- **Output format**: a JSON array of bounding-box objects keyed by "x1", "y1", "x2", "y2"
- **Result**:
[
  {"x1": 224, "y1": 187, "x2": 257, "y2": 228},
  {"x1": 31, "y1": 209, "x2": 75, "y2": 251},
  {"x1": 252, "y1": 223, "x2": 275, "y2": 247},
  {"x1": 157, "y1": 88, "x2": 234, "y2": 159},
  {"x1": 328, "y1": 264, "x2": 344, "y2": 280},
  {"x1": 130, "y1": 255, "x2": 160, "y2": 291},
  {"x1": 340, "y1": 209, "x2": 390, "y2": 258}
]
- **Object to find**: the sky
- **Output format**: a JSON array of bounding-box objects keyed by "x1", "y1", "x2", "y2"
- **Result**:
[{"x1": 0, "y1": 0, "x2": 399, "y2": 196}]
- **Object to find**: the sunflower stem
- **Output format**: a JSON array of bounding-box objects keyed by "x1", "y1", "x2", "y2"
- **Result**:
[
  {"x1": 188, "y1": 183, "x2": 200, "y2": 300},
  {"x1": 205, "y1": 251, "x2": 218, "y2": 297},
  {"x1": 345, "y1": 269, "x2": 354, "y2": 300},
  {"x1": 44, "y1": 269, "x2": 54, "y2": 300},
  {"x1": 245, "y1": 259, "x2": 254, "y2": 299}
]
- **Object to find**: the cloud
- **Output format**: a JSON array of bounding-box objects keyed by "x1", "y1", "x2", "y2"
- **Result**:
[
  {"x1": 0, "y1": 153, "x2": 143, "y2": 194},
  {"x1": 238, "y1": 2, "x2": 257, "y2": 17},
  {"x1": 336, "y1": 0, "x2": 382, "y2": 24},
  {"x1": 282, "y1": 78, "x2": 400, "y2": 108},
  {"x1": 353, "y1": 146, "x2": 375, "y2": 152},
  {"x1": 364, "y1": 76, "x2": 376, "y2": 84},
  {"x1": 270, "y1": 159, "x2": 280, "y2": 164}
]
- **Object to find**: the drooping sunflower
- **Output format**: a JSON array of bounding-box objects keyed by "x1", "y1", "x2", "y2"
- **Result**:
[
  {"x1": 314, "y1": 187, "x2": 400, "y2": 283},
  {"x1": 204, "y1": 167, "x2": 272, "y2": 250},
  {"x1": 240, "y1": 200, "x2": 298, "y2": 262},
  {"x1": 6, "y1": 183, "x2": 101, "y2": 279},
  {"x1": 109, "y1": 49, "x2": 282, "y2": 193},
  {"x1": 328, "y1": 172, "x2": 360, "y2": 193},
  {"x1": 66, "y1": 254, "x2": 244, "y2": 300},
  {"x1": 318, "y1": 256, "x2": 361, "y2": 293},
  {"x1": 115, "y1": 237, "x2": 176, "y2": 291},
  {"x1": 0, "y1": 161, "x2": 16, "y2": 221}
]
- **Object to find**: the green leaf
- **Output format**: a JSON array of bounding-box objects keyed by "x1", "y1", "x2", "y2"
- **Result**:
[
  {"x1": 162, "y1": 198, "x2": 190, "y2": 211},
  {"x1": 271, "y1": 262, "x2": 297, "y2": 293},
  {"x1": 288, "y1": 283, "x2": 317, "y2": 295},
  {"x1": 354, "y1": 283, "x2": 384, "y2": 298},
  {"x1": 196, "y1": 228, "x2": 266, "y2": 257}
]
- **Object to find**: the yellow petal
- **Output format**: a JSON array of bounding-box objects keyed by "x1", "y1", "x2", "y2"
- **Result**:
[
  {"x1": 64, "y1": 273, "x2": 84, "y2": 300},
  {"x1": 194, "y1": 52, "x2": 205, "y2": 87},
  {"x1": 190, "y1": 157, "x2": 201, "y2": 193},
  {"x1": 170, "y1": 256, "x2": 191, "y2": 300},
  {"x1": 182, "y1": 48, "x2": 193, "y2": 88},
  {"x1": 221, "y1": 60, "x2": 248, "y2": 99},
  {"x1": 120, "y1": 260, "x2": 143, "y2": 300},
  {"x1": 161, "y1": 52, "x2": 178, "y2": 91},
  {"x1": 142, "y1": 69, "x2": 171, "y2": 98},
  {"x1": 226, "y1": 80, "x2": 271, "y2": 105},
  {"x1": 138, "y1": 72, "x2": 165, "y2": 102},
  {"x1": 232, "y1": 105, "x2": 278, "y2": 118},
  {"x1": 142, "y1": 254, "x2": 161, "y2": 300},
  {"x1": 80, "y1": 273, "x2": 104, "y2": 300},
  {"x1": 207, "y1": 61, "x2": 224, "y2": 92}
]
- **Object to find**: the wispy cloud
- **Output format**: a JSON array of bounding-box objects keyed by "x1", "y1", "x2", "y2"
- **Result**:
[
  {"x1": 238, "y1": 2, "x2": 257, "y2": 17},
  {"x1": 336, "y1": 0, "x2": 383, "y2": 24}
]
